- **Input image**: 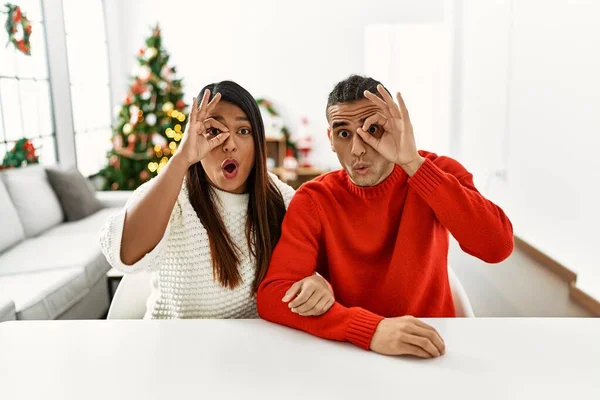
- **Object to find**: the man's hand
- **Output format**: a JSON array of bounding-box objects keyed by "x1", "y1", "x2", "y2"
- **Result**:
[
  {"x1": 356, "y1": 84, "x2": 425, "y2": 176},
  {"x1": 370, "y1": 316, "x2": 446, "y2": 358},
  {"x1": 282, "y1": 274, "x2": 334, "y2": 317}
]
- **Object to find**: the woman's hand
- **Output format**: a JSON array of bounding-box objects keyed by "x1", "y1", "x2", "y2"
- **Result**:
[
  {"x1": 282, "y1": 274, "x2": 335, "y2": 317},
  {"x1": 175, "y1": 89, "x2": 231, "y2": 167}
]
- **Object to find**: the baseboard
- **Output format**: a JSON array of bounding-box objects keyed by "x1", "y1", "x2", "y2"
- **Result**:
[
  {"x1": 569, "y1": 283, "x2": 600, "y2": 316},
  {"x1": 514, "y1": 236, "x2": 600, "y2": 317}
]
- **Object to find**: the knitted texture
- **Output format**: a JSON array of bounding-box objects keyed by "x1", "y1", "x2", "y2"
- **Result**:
[{"x1": 99, "y1": 172, "x2": 294, "y2": 319}]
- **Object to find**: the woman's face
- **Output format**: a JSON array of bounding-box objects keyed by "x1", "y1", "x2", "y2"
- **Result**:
[{"x1": 200, "y1": 100, "x2": 255, "y2": 194}]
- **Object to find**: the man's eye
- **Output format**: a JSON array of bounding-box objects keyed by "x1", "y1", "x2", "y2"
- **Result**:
[
  {"x1": 368, "y1": 125, "x2": 378, "y2": 135},
  {"x1": 208, "y1": 128, "x2": 221, "y2": 136},
  {"x1": 338, "y1": 130, "x2": 350, "y2": 138}
]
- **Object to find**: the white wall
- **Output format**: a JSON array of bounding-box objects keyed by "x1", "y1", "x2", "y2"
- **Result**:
[
  {"x1": 365, "y1": 22, "x2": 451, "y2": 157},
  {"x1": 457, "y1": 0, "x2": 600, "y2": 298},
  {"x1": 105, "y1": 0, "x2": 444, "y2": 170}
]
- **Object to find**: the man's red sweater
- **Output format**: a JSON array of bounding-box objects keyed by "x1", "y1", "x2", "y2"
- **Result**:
[{"x1": 257, "y1": 151, "x2": 514, "y2": 351}]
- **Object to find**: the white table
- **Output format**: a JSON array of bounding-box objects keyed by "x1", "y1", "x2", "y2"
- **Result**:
[{"x1": 0, "y1": 318, "x2": 599, "y2": 400}]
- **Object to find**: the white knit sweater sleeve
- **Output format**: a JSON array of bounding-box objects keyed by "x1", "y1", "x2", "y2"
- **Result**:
[
  {"x1": 99, "y1": 179, "x2": 182, "y2": 274},
  {"x1": 268, "y1": 172, "x2": 295, "y2": 209}
]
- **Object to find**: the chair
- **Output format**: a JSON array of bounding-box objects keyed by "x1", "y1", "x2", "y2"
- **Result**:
[
  {"x1": 448, "y1": 266, "x2": 475, "y2": 317},
  {"x1": 106, "y1": 271, "x2": 152, "y2": 319}
]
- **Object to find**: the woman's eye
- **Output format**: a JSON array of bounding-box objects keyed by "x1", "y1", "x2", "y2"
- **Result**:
[
  {"x1": 238, "y1": 128, "x2": 250, "y2": 135},
  {"x1": 338, "y1": 130, "x2": 350, "y2": 138},
  {"x1": 368, "y1": 124, "x2": 378, "y2": 135},
  {"x1": 208, "y1": 128, "x2": 221, "y2": 136}
]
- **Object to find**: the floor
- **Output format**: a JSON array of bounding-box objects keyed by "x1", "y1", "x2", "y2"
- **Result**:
[{"x1": 448, "y1": 239, "x2": 593, "y2": 317}]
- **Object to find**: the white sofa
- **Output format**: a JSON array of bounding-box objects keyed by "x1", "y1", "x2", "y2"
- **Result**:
[{"x1": 0, "y1": 165, "x2": 130, "y2": 321}]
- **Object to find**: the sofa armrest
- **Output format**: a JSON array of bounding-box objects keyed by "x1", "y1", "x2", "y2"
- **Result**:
[
  {"x1": 95, "y1": 190, "x2": 133, "y2": 209},
  {"x1": 0, "y1": 298, "x2": 16, "y2": 322}
]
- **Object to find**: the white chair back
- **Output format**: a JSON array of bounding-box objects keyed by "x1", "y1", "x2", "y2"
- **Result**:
[
  {"x1": 448, "y1": 266, "x2": 475, "y2": 317},
  {"x1": 106, "y1": 271, "x2": 152, "y2": 319}
]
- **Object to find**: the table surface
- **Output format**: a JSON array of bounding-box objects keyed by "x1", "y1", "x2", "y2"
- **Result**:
[{"x1": 1, "y1": 318, "x2": 599, "y2": 400}]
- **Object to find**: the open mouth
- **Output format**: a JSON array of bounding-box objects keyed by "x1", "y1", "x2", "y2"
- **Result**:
[
  {"x1": 353, "y1": 164, "x2": 370, "y2": 175},
  {"x1": 221, "y1": 159, "x2": 239, "y2": 179}
]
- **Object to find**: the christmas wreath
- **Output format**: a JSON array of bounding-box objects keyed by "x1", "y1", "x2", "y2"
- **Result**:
[
  {"x1": 3, "y1": 3, "x2": 32, "y2": 55},
  {"x1": 1, "y1": 138, "x2": 39, "y2": 169}
]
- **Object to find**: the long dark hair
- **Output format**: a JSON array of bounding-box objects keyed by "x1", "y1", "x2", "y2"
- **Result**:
[{"x1": 186, "y1": 81, "x2": 286, "y2": 294}]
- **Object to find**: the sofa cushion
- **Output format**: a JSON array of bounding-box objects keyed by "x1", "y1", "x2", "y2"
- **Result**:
[
  {"x1": 0, "y1": 298, "x2": 16, "y2": 322},
  {"x1": 0, "y1": 178, "x2": 25, "y2": 253},
  {"x1": 0, "y1": 267, "x2": 88, "y2": 320},
  {"x1": 0, "y1": 233, "x2": 111, "y2": 288},
  {"x1": 46, "y1": 167, "x2": 103, "y2": 222},
  {"x1": 0, "y1": 164, "x2": 64, "y2": 238},
  {"x1": 44, "y1": 208, "x2": 121, "y2": 237}
]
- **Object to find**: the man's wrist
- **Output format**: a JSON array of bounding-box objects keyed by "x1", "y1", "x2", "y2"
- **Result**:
[{"x1": 398, "y1": 155, "x2": 425, "y2": 177}]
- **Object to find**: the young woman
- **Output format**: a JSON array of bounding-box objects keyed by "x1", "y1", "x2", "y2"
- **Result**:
[{"x1": 100, "y1": 81, "x2": 333, "y2": 319}]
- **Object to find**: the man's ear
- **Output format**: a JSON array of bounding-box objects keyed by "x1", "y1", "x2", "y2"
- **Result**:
[{"x1": 327, "y1": 128, "x2": 335, "y2": 153}]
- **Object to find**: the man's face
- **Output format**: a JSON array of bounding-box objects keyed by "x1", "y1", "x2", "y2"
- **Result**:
[{"x1": 327, "y1": 98, "x2": 394, "y2": 187}]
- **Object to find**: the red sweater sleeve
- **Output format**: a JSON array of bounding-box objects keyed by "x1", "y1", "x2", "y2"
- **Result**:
[
  {"x1": 408, "y1": 156, "x2": 514, "y2": 263},
  {"x1": 257, "y1": 189, "x2": 384, "y2": 350}
]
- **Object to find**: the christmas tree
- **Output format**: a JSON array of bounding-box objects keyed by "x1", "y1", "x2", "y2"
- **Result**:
[{"x1": 100, "y1": 24, "x2": 188, "y2": 190}]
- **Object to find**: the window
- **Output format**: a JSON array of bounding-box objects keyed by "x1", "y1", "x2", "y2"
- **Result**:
[
  {"x1": 63, "y1": 0, "x2": 112, "y2": 177},
  {"x1": 0, "y1": 0, "x2": 55, "y2": 165}
]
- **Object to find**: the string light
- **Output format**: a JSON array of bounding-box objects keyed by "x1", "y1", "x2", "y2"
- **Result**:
[
  {"x1": 148, "y1": 162, "x2": 158, "y2": 172},
  {"x1": 174, "y1": 124, "x2": 181, "y2": 132},
  {"x1": 161, "y1": 157, "x2": 168, "y2": 164},
  {"x1": 166, "y1": 128, "x2": 174, "y2": 138},
  {"x1": 173, "y1": 133, "x2": 182, "y2": 142},
  {"x1": 178, "y1": 115, "x2": 185, "y2": 122},
  {"x1": 169, "y1": 142, "x2": 177, "y2": 151},
  {"x1": 154, "y1": 144, "x2": 161, "y2": 152},
  {"x1": 163, "y1": 148, "x2": 171, "y2": 156}
]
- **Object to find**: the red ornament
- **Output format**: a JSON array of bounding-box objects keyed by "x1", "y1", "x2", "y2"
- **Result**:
[
  {"x1": 138, "y1": 47, "x2": 145, "y2": 56},
  {"x1": 140, "y1": 170, "x2": 150, "y2": 181},
  {"x1": 13, "y1": 6, "x2": 21, "y2": 23},
  {"x1": 24, "y1": 23, "x2": 31, "y2": 35},
  {"x1": 16, "y1": 40, "x2": 27, "y2": 53},
  {"x1": 176, "y1": 99, "x2": 186, "y2": 110},
  {"x1": 111, "y1": 183, "x2": 119, "y2": 190},
  {"x1": 131, "y1": 79, "x2": 146, "y2": 95},
  {"x1": 124, "y1": 93, "x2": 132, "y2": 105}
]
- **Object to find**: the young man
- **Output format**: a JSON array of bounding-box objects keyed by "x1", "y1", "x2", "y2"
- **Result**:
[{"x1": 257, "y1": 75, "x2": 514, "y2": 358}]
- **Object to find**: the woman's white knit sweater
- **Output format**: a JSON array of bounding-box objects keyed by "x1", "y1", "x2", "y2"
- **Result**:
[{"x1": 99, "y1": 172, "x2": 295, "y2": 319}]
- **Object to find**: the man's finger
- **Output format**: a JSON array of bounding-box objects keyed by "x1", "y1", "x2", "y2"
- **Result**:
[
  {"x1": 203, "y1": 118, "x2": 229, "y2": 134},
  {"x1": 361, "y1": 112, "x2": 388, "y2": 133},
  {"x1": 356, "y1": 127, "x2": 380, "y2": 151},
  {"x1": 408, "y1": 324, "x2": 445, "y2": 355},
  {"x1": 282, "y1": 282, "x2": 302, "y2": 302},
  {"x1": 292, "y1": 293, "x2": 321, "y2": 314},
  {"x1": 207, "y1": 131, "x2": 230, "y2": 150},
  {"x1": 377, "y1": 84, "x2": 402, "y2": 119},
  {"x1": 402, "y1": 343, "x2": 432, "y2": 359},
  {"x1": 288, "y1": 286, "x2": 316, "y2": 309},
  {"x1": 412, "y1": 318, "x2": 445, "y2": 348},
  {"x1": 396, "y1": 92, "x2": 410, "y2": 122},
  {"x1": 403, "y1": 334, "x2": 440, "y2": 357},
  {"x1": 364, "y1": 90, "x2": 391, "y2": 115}
]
